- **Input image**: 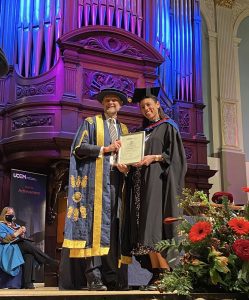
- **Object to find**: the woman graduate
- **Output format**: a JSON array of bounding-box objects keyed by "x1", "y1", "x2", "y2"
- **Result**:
[{"x1": 127, "y1": 87, "x2": 187, "y2": 290}]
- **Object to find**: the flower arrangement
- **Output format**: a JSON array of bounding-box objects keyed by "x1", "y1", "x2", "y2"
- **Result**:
[{"x1": 156, "y1": 188, "x2": 249, "y2": 296}]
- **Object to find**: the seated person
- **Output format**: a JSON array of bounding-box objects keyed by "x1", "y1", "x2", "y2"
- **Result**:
[{"x1": 0, "y1": 207, "x2": 58, "y2": 289}]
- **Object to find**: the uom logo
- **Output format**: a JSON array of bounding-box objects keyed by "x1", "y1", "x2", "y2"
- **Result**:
[{"x1": 13, "y1": 173, "x2": 27, "y2": 179}]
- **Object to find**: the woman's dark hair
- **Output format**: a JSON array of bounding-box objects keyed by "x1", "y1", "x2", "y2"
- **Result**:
[{"x1": 140, "y1": 95, "x2": 166, "y2": 128}]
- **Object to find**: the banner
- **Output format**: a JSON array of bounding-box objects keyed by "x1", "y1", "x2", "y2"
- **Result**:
[{"x1": 10, "y1": 169, "x2": 47, "y2": 281}]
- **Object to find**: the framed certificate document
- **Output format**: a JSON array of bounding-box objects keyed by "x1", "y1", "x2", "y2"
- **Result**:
[{"x1": 118, "y1": 131, "x2": 145, "y2": 165}]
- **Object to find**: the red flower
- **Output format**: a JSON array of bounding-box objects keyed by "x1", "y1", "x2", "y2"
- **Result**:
[
  {"x1": 232, "y1": 239, "x2": 249, "y2": 261},
  {"x1": 228, "y1": 218, "x2": 249, "y2": 235},
  {"x1": 242, "y1": 187, "x2": 249, "y2": 192},
  {"x1": 189, "y1": 221, "x2": 212, "y2": 243}
]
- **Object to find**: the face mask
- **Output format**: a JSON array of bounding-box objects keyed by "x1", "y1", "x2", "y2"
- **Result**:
[{"x1": 5, "y1": 214, "x2": 15, "y2": 222}]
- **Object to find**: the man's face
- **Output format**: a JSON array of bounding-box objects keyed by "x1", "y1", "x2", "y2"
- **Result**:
[{"x1": 102, "y1": 94, "x2": 122, "y2": 117}]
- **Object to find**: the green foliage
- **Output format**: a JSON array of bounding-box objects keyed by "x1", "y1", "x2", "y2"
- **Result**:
[
  {"x1": 156, "y1": 239, "x2": 179, "y2": 253},
  {"x1": 159, "y1": 268, "x2": 193, "y2": 295},
  {"x1": 244, "y1": 204, "x2": 249, "y2": 221}
]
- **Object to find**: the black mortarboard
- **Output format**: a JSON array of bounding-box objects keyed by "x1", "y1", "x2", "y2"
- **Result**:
[
  {"x1": 0, "y1": 48, "x2": 9, "y2": 77},
  {"x1": 131, "y1": 87, "x2": 160, "y2": 103},
  {"x1": 95, "y1": 88, "x2": 128, "y2": 105}
]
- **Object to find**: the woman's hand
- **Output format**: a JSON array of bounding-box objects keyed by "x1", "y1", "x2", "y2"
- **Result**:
[
  {"x1": 116, "y1": 163, "x2": 129, "y2": 175},
  {"x1": 13, "y1": 226, "x2": 26, "y2": 238},
  {"x1": 133, "y1": 155, "x2": 157, "y2": 167},
  {"x1": 21, "y1": 226, "x2": 26, "y2": 235},
  {"x1": 19, "y1": 226, "x2": 26, "y2": 237}
]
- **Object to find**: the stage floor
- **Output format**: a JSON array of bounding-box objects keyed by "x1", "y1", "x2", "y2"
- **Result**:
[
  {"x1": 0, "y1": 286, "x2": 179, "y2": 300},
  {"x1": 0, "y1": 285, "x2": 247, "y2": 300}
]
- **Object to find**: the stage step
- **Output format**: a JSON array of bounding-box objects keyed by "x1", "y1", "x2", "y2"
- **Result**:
[{"x1": 0, "y1": 287, "x2": 246, "y2": 300}]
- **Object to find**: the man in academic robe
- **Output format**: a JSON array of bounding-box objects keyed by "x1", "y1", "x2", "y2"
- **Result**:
[{"x1": 62, "y1": 88, "x2": 131, "y2": 291}]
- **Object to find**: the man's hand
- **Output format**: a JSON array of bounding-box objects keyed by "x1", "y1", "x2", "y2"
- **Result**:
[
  {"x1": 133, "y1": 155, "x2": 156, "y2": 167},
  {"x1": 116, "y1": 163, "x2": 129, "y2": 175},
  {"x1": 103, "y1": 140, "x2": 121, "y2": 153}
]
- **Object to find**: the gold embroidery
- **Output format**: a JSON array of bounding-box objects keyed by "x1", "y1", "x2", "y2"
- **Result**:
[
  {"x1": 76, "y1": 176, "x2": 81, "y2": 187},
  {"x1": 81, "y1": 175, "x2": 88, "y2": 188},
  {"x1": 67, "y1": 206, "x2": 74, "y2": 218},
  {"x1": 73, "y1": 129, "x2": 89, "y2": 159},
  {"x1": 120, "y1": 123, "x2": 129, "y2": 134},
  {"x1": 69, "y1": 247, "x2": 109, "y2": 258},
  {"x1": 72, "y1": 191, "x2": 82, "y2": 203},
  {"x1": 71, "y1": 175, "x2": 88, "y2": 188},
  {"x1": 92, "y1": 115, "x2": 104, "y2": 253},
  {"x1": 73, "y1": 208, "x2": 79, "y2": 221},
  {"x1": 118, "y1": 256, "x2": 132, "y2": 268},
  {"x1": 63, "y1": 239, "x2": 86, "y2": 248},
  {"x1": 80, "y1": 206, "x2": 87, "y2": 218},
  {"x1": 70, "y1": 175, "x2": 76, "y2": 188},
  {"x1": 82, "y1": 130, "x2": 88, "y2": 141},
  {"x1": 85, "y1": 117, "x2": 93, "y2": 124},
  {"x1": 120, "y1": 255, "x2": 132, "y2": 265}
]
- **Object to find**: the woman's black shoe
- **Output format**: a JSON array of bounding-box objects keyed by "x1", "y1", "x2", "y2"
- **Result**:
[
  {"x1": 145, "y1": 283, "x2": 158, "y2": 291},
  {"x1": 139, "y1": 268, "x2": 163, "y2": 291},
  {"x1": 23, "y1": 283, "x2": 35, "y2": 289},
  {"x1": 139, "y1": 284, "x2": 158, "y2": 291}
]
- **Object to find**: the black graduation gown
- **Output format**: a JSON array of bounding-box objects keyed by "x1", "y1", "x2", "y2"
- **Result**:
[{"x1": 129, "y1": 121, "x2": 187, "y2": 253}]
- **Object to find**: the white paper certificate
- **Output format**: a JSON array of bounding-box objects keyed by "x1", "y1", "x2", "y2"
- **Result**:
[{"x1": 118, "y1": 131, "x2": 145, "y2": 165}]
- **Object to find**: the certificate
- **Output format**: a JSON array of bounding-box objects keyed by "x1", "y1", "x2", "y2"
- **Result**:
[{"x1": 118, "y1": 131, "x2": 145, "y2": 165}]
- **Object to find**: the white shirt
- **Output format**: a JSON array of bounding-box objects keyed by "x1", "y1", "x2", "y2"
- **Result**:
[{"x1": 99, "y1": 115, "x2": 119, "y2": 166}]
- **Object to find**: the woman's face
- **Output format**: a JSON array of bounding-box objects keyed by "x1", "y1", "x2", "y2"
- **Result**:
[
  {"x1": 6, "y1": 208, "x2": 14, "y2": 215},
  {"x1": 5, "y1": 208, "x2": 15, "y2": 222},
  {"x1": 139, "y1": 98, "x2": 160, "y2": 121}
]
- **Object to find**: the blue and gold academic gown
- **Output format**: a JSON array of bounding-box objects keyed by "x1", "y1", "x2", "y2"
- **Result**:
[{"x1": 63, "y1": 114, "x2": 128, "y2": 259}]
